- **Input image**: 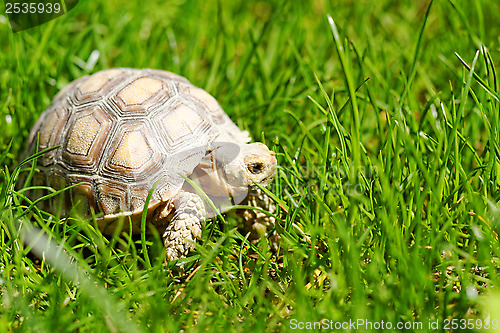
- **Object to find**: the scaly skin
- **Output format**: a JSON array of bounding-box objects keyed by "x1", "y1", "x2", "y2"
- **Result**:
[
  {"x1": 163, "y1": 191, "x2": 206, "y2": 261},
  {"x1": 238, "y1": 188, "x2": 277, "y2": 245}
]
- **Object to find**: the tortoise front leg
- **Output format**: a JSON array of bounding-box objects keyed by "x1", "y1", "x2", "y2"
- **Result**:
[{"x1": 163, "y1": 191, "x2": 206, "y2": 261}]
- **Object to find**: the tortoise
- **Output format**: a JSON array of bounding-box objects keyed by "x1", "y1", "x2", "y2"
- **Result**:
[{"x1": 24, "y1": 68, "x2": 277, "y2": 261}]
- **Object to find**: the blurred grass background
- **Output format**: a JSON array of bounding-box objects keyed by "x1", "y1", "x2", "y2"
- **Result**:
[{"x1": 1, "y1": 0, "x2": 500, "y2": 331}]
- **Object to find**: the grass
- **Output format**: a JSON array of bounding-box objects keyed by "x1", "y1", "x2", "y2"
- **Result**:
[{"x1": 1, "y1": 0, "x2": 500, "y2": 331}]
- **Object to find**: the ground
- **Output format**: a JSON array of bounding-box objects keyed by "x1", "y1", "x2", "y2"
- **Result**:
[{"x1": 1, "y1": 0, "x2": 500, "y2": 332}]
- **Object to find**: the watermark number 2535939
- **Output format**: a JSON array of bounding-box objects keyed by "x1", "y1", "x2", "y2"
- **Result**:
[{"x1": 3, "y1": 0, "x2": 79, "y2": 32}]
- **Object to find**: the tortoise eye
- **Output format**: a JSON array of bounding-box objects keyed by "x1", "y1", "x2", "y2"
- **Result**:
[{"x1": 248, "y1": 162, "x2": 264, "y2": 174}]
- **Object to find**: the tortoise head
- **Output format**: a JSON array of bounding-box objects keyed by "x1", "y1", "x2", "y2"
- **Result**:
[
  {"x1": 212, "y1": 142, "x2": 277, "y2": 191},
  {"x1": 185, "y1": 141, "x2": 276, "y2": 215}
]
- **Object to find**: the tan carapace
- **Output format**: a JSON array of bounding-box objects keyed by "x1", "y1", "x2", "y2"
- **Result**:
[{"x1": 25, "y1": 68, "x2": 277, "y2": 260}]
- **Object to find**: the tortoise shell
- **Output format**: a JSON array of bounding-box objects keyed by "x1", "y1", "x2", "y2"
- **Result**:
[{"x1": 26, "y1": 68, "x2": 251, "y2": 223}]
